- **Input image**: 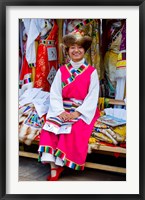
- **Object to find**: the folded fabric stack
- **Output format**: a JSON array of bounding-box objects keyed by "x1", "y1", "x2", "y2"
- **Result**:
[
  {"x1": 89, "y1": 108, "x2": 126, "y2": 147},
  {"x1": 91, "y1": 121, "x2": 126, "y2": 145},
  {"x1": 19, "y1": 104, "x2": 46, "y2": 145},
  {"x1": 19, "y1": 88, "x2": 50, "y2": 145}
]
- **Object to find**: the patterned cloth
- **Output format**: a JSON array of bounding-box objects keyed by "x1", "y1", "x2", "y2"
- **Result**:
[
  {"x1": 116, "y1": 21, "x2": 126, "y2": 78},
  {"x1": 34, "y1": 20, "x2": 58, "y2": 91}
]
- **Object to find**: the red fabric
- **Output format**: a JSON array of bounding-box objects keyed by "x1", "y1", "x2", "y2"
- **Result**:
[
  {"x1": 34, "y1": 20, "x2": 58, "y2": 92},
  {"x1": 114, "y1": 152, "x2": 120, "y2": 158},
  {"x1": 20, "y1": 56, "x2": 32, "y2": 81}
]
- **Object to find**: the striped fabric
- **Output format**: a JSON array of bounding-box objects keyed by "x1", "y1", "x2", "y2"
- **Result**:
[
  {"x1": 43, "y1": 99, "x2": 82, "y2": 134},
  {"x1": 39, "y1": 39, "x2": 55, "y2": 46},
  {"x1": 38, "y1": 146, "x2": 85, "y2": 170},
  {"x1": 63, "y1": 99, "x2": 80, "y2": 112},
  {"x1": 116, "y1": 51, "x2": 126, "y2": 69},
  {"x1": 62, "y1": 62, "x2": 89, "y2": 88},
  {"x1": 55, "y1": 149, "x2": 85, "y2": 170},
  {"x1": 28, "y1": 63, "x2": 36, "y2": 68},
  {"x1": 23, "y1": 73, "x2": 32, "y2": 84},
  {"x1": 38, "y1": 145, "x2": 55, "y2": 162}
]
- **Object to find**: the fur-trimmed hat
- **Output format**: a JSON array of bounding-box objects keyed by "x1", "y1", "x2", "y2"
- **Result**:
[{"x1": 62, "y1": 32, "x2": 92, "y2": 52}]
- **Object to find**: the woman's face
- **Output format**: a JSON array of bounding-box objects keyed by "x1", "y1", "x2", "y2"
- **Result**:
[{"x1": 68, "y1": 44, "x2": 85, "y2": 62}]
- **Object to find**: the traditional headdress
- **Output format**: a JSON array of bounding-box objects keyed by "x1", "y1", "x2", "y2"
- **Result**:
[{"x1": 62, "y1": 32, "x2": 92, "y2": 52}]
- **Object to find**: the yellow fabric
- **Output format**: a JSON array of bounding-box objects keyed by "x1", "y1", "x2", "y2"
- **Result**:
[
  {"x1": 94, "y1": 132, "x2": 113, "y2": 143},
  {"x1": 112, "y1": 125, "x2": 126, "y2": 137},
  {"x1": 104, "y1": 50, "x2": 118, "y2": 87},
  {"x1": 98, "y1": 97, "x2": 105, "y2": 110},
  {"x1": 31, "y1": 41, "x2": 38, "y2": 83},
  {"x1": 89, "y1": 137, "x2": 97, "y2": 144},
  {"x1": 118, "y1": 52, "x2": 122, "y2": 60},
  {"x1": 116, "y1": 60, "x2": 126, "y2": 67}
]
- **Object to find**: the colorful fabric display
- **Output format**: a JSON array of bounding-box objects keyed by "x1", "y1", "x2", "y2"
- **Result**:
[
  {"x1": 115, "y1": 22, "x2": 126, "y2": 78},
  {"x1": 34, "y1": 19, "x2": 58, "y2": 92},
  {"x1": 92, "y1": 116, "x2": 126, "y2": 145},
  {"x1": 92, "y1": 131, "x2": 113, "y2": 144},
  {"x1": 19, "y1": 108, "x2": 45, "y2": 145},
  {"x1": 94, "y1": 127, "x2": 118, "y2": 145}
]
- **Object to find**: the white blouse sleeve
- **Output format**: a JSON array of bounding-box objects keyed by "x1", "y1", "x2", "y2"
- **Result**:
[
  {"x1": 76, "y1": 69, "x2": 99, "y2": 124},
  {"x1": 46, "y1": 69, "x2": 65, "y2": 119}
]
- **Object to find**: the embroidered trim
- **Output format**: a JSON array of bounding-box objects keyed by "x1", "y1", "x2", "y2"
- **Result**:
[
  {"x1": 38, "y1": 146, "x2": 85, "y2": 170},
  {"x1": 24, "y1": 77, "x2": 32, "y2": 84},
  {"x1": 39, "y1": 39, "x2": 55, "y2": 46},
  {"x1": 64, "y1": 159, "x2": 84, "y2": 170},
  {"x1": 20, "y1": 73, "x2": 32, "y2": 86},
  {"x1": 116, "y1": 51, "x2": 126, "y2": 68},
  {"x1": 28, "y1": 63, "x2": 36, "y2": 68},
  {"x1": 38, "y1": 145, "x2": 55, "y2": 161},
  {"x1": 38, "y1": 145, "x2": 55, "y2": 154},
  {"x1": 74, "y1": 19, "x2": 93, "y2": 32},
  {"x1": 63, "y1": 99, "x2": 80, "y2": 112},
  {"x1": 24, "y1": 110, "x2": 45, "y2": 128},
  {"x1": 116, "y1": 61, "x2": 126, "y2": 68},
  {"x1": 47, "y1": 117, "x2": 64, "y2": 128},
  {"x1": 62, "y1": 62, "x2": 89, "y2": 88},
  {"x1": 55, "y1": 149, "x2": 85, "y2": 170}
]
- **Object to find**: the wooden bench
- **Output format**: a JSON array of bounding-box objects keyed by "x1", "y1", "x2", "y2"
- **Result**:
[{"x1": 19, "y1": 98, "x2": 126, "y2": 174}]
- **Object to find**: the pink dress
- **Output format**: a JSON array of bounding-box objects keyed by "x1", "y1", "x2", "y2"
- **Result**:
[{"x1": 38, "y1": 62, "x2": 100, "y2": 170}]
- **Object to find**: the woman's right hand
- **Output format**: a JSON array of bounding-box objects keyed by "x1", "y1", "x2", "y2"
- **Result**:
[{"x1": 58, "y1": 112, "x2": 71, "y2": 121}]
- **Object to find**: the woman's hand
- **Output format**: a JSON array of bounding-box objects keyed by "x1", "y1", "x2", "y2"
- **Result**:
[
  {"x1": 69, "y1": 111, "x2": 81, "y2": 120},
  {"x1": 58, "y1": 112, "x2": 70, "y2": 121},
  {"x1": 58, "y1": 111, "x2": 81, "y2": 121}
]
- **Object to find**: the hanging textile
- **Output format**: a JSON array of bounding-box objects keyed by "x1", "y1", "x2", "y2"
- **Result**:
[
  {"x1": 115, "y1": 20, "x2": 126, "y2": 100},
  {"x1": 19, "y1": 19, "x2": 50, "y2": 91},
  {"x1": 102, "y1": 19, "x2": 123, "y2": 98},
  {"x1": 34, "y1": 19, "x2": 59, "y2": 92}
]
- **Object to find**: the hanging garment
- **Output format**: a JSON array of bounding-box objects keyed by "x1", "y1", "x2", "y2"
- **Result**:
[
  {"x1": 23, "y1": 18, "x2": 50, "y2": 67},
  {"x1": 115, "y1": 21, "x2": 126, "y2": 100},
  {"x1": 19, "y1": 19, "x2": 50, "y2": 91},
  {"x1": 19, "y1": 55, "x2": 33, "y2": 91},
  {"x1": 38, "y1": 61, "x2": 100, "y2": 170},
  {"x1": 34, "y1": 20, "x2": 58, "y2": 92},
  {"x1": 103, "y1": 19, "x2": 122, "y2": 98}
]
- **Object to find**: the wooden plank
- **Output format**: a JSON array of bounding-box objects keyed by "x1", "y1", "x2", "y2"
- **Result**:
[
  {"x1": 19, "y1": 151, "x2": 38, "y2": 159},
  {"x1": 108, "y1": 99, "x2": 125, "y2": 106},
  {"x1": 85, "y1": 162, "x2": 126, "y2": 174},
  {"x1": 19, "y1": 151, "x2": 126, "y2": 174},
  {"x1": 91, "y1": 144, "x2": 126, "y2": 154}
]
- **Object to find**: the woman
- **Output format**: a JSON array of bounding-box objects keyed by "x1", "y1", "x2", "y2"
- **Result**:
[{"x1": 38, "y1": 32, "x2": 100, "y2": 181}]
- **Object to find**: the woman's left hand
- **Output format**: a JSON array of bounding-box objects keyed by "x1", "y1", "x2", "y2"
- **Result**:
[{"x1": 69, "y1": 111, "x2": 81, "y2": 120}]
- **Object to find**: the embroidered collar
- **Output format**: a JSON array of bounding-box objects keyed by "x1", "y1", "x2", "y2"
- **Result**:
[
  {"x1": 62, "y1": 61, "x2": 89, "y2": 88},
  {"x1": 65, "y1": 61, "x2": 88, "y2": 76}
]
